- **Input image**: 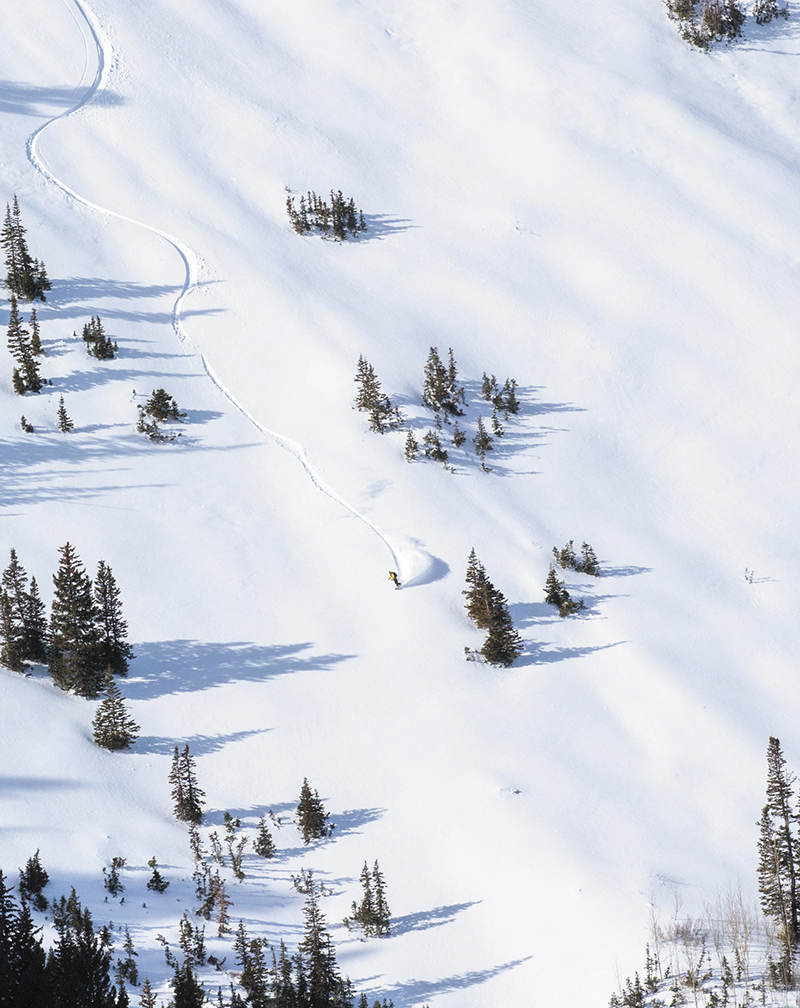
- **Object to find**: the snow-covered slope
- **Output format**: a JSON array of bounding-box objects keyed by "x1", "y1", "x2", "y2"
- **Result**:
[{"x1": 3, "y1": 0, "x2": 800, "y2": 1003}]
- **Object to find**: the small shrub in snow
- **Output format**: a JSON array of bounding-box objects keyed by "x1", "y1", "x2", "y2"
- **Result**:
[{"x1": 146, "y1": 857, "x2": 170, "y2": 893}]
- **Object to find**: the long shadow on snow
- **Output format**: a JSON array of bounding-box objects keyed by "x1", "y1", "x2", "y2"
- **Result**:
[
  {"x1": 123, "y1": 640, "x2": 356, "y2": 700},
  {"x1": 515, "y1": 639, "x2": 627, "y2": 667},
  {"x1": 390, "y1": 901, "x2": 480, "y2": 936},
  {"x1": 378, "y1": 956, "x2": 533, "y2": 1007},
  {"x1": 0, "y1": 80, "x2": 124, "y2": 116},
  {"x1": 135, "y1": 728, "x2": 273, "y2": 756}
]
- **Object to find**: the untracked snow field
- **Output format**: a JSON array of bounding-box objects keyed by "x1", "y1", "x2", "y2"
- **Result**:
[{"x1": 3, "y1": 0, "x2": 800, "y2": 1004}]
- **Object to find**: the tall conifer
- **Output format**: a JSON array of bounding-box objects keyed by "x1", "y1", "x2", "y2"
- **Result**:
[{"x1": 49, "y1": 543, "x2": 103, "y2": 697}]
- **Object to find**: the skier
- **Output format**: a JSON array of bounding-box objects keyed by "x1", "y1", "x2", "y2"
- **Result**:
[{"x1": 388, "y1": 571, "x2": 400, "y2": 589}]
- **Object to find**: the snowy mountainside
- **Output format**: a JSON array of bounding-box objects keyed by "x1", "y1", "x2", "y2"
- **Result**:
[{"x1": 2, "y1": 0, "x2": 800, "y2": 1004}]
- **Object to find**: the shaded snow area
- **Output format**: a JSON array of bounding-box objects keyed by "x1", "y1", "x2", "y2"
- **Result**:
[{"x1": 3, "y1": 0, "x2": 800, "y2": 1004}]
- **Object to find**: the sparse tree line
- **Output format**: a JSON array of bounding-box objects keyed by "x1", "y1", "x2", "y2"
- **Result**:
[
  {"x1": 286, "y1": 189, "x2": 367, "y2": 241},
  {"x1": 354, "y1": 347, "x2": 520, "y2": 473},
  {"x1": 5, "y1": 197, "x2": 187, "y2": 444},
  {"x1": 608, "y1": 737, "x2": 800, "y2": 1006},
  {"x1": 665, "y1": 0, "x2": 786, "y2": 50}
]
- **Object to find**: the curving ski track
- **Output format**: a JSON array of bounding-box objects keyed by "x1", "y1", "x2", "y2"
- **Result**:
[{"x1": 30, "y1": 0, "x2": 417, "y2": 581}]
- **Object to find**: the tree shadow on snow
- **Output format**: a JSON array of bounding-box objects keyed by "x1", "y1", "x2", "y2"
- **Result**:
[
  {"x1": 390, "y1": 901, "x2": 480, "y2": 936},
  {"x1": 598, "y1": 564, "x2": 652, "y2": 578},
  {"x1": 515, "y1": 639, "x2": 628, "y2": 667},
  {"x1": 359, "y1": 214, "x2": 417, "y2": 240},
  {"x1": 122, "y1": 640, "x2": 356, "y2": 700},
  {"x1": 377, "y1": 956, "x2": 533, "y2": 1007},
  {"x1": 134, "y1": 727, "x2": 273, "y2": 756},
  {"x1": 0, "y1": 80, "x2": 125, "y2": 116}
]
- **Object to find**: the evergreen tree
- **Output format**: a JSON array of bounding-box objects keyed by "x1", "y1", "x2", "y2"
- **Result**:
[
  {"x1": 20, "y1": 416, "x2": 34, "y2": 433},
  {"x1": 56, "y1": 397, "x2": 73, "y2": 433},
  {"x1": 93, "y1": 673, "x2": 139, "y2": 751},
  {"x1": 353, "y1": 357, "x2": 403, "y2": 433},
  {"x1": 552, "y1": 541, "x2": 577, "y2": 571},
  {"x1": 422, "y1": 347, "x2": 463, "y2": 418},
  {"x1": 7, "y1": 296, "x2": 43, "y2": 394},
  {"x1": 481, "y1": 604, "x2": 524, "y2": 667},
  {"x1": 481, "y1": 373, "x2": 498, "y2": 402},
  {"x1": 345, "y1": 862, "x2": 391, "y2": 939},
  {"x1": 18, "y1": 850, "x2": 49, "y2": 911},
  {"x1": 451, "y1": 422, "x2": 466, "y2": 448},
  {"x1": 115, "y1": 927, "x2": 138, "y2": 987},
  {"x1": 473, "y1": 416, "x2": 493, "y2": 470},
  {"x1": 141, "y1": 389, "x2": 185, "y2": 423},
  {"x1": 286, "y1": 190, "x2": 366, "y2": 240},
  {"x1": 2, "y1": 198, "x2": 51, "y2": 301},
  {"x1": 234, "y1": 922, "x2": 270, "y2": 1008},
  {"x1": 103, "y1": 857, "x2": 126, "y2": 898},
  {"x1": 0, "y1": 548, "x2": 46, "y2": 670},
  {"x1": 169, "y1": 960, "x2": 205, "y2": 1008},
  {"x1": 422, "y1": 430, "x2": 447, "y2": 465},
  {"x1": 499, "y1": 378, "x2": 520, "y2": 417},
  {"x1": 146, "y1": 858, "x2": 169, "y2": 894},
  {"x1": 578, "y1": 542, "x2": 600, "y2": 576},
  {"x1": 490, "y1": 408, "x2": 504, "y2": 438},
  {"x1": 170, "y1": 745, "x2": 205, "y2": 824},
  {"x1": 0, "y1": 869, "x2": 18, "y2": 1002},
  {"x1": 49, "y1": 543, "x2": 103, "y2": 697},
  {"x1": 47, "y1": 890, "x2": 118, "y2": 1008},
  {"x1": 296, "y1": 882, "x2": 352, "y2": 1007},
  {"x1": 14, "y1": 899, "x2": 50, "y2": 1008},
  {"x1": 82, "y1": 316, "x2": 117, "y2": 360},
  {"x1": 463, "y1": 552, "x2": 523, "y2": 667},
  {"x1": 93, "y1": 562, "x2": 133, "y2": 676},
  {"x1": 29, "y1": 308, "x2": 43, "y2": 356},
  {"x1": 543, "y1": 567, "x2": 584, "y2": 617},
  {"x1": 296, "y1": 778, "x2": 333, "y2": 844},
  {"x1": 757, "y1": 737, "x2": 799, "y2": 986},
  {"x1": 139, "y1": 978, "x2": 157, "y2": 1008},
  {"x1": 403, "y1": 430, "x2": 419, "y2": 462},
  {"x1": 253, "y1": 817, "x2": 276, "y2": 858}
]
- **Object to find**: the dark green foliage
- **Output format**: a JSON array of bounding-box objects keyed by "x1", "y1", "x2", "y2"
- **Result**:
[
  {"x1": 665, "y1": 0, "x2": 746, "y2": 49},
  {"x1": 56, "y1": 397, "x2": 73, "y2": 433},
  {"x1": 94, "y1": 562, "x2": 133, "y2": 676},
  {"x1": 753, "y1": 0, "x2": 789, "y2": 21},
  {"x1": 296, "y1": 882, "x2": 353, "y2": 1007},
  {"x1": 234, "y1": 922, "x2": 270, "y2": 1008},
  {"x1": 20, "y1": 415, "x2": 33, "y2": 433},
  {"x1": 19, "y1": 851, "x2": 49, "y2": 912},
  {"x1": 296, "y1": 778, "x2": 334, "y2": 844},
  {"x1": 139, "y1": 978, "x2": 157, "y2": 1008},
  {"x1": 422, "y1": 347, "x2": 464, "y2": 419},
  {"x1": 463, "y1": 551, "x2": 523, "y2": 667},
  {"x1": 114, "y1": 927, "x2": 138, "y2": 988},
  {"x1": 48, "y1": 888, "x2": 119, "y2": 1008},
  {"x1": 353, "y1": 357, "x2": 404, "y2": 433},
  {"x1": 169, "y1": 960, "x2": 205, "y2": 1008},
  {"x1": 137, "y1": 389, "x2": 185, "y2": 443},
  {"x1": 145, "y1": 858, "x2": 169, "y2": 895},
  {"x1": 473, "y1": 416, "x2": 493, "y2": 470},
  {"x1": 93, "y1": 673, "x2": 139, "y2": 751},
  {"x1": 552, "y1": 540, "x2": 600, "y2": 576},
  {"x1": 29, "y1": 308, "x2": 43, "y2": 356},
  {"x1": 422, "y1": 430, "x2": 447, "y2": 465},
  {"x1": 103, "y1": 857, "x2": 126, "y2": 898},
  {"x1": 451, "y1": 422, "x2": 466, "y2": 448},
  {"x1": 0, "y1": 549, "x2": 47, "y2": 671},
  {"x1": 543, "y1": 567, "x2": 585, "y2": 618},
  {"x1": 169, "y1": 745, "x2": 205, "y2": 825},
  {"x1": 490, "y1": 408, "x2": 504, "y2": 438},
  {"x1": 757, "y1": 737, "x2": 799, "y2": 986},
  {"x1": 254, "y1": 817, "x2": 276, "y2": 859},
  {"x1": 82, "y1": 316, "x2": 117, "y2": 361},
  {"x1": 286, "y1": 189, "x2": 367, "y2": 240},
  {"x1": 7, "y1": 296, "x2": 44, "y2": 394},
  {"x1": 481, "y1": 373, "x2": 498, "y2": 402},
  {"x1": 49, "y1": 543, "x2": 103, "y2": 697},
  {"x1": 403, "y1": 430, "x2": 419, "y2": 462},
  {"x1": 344, "y1": 862, "x2": 391, "y2": 938},
  {"x1": 2, "y1": 197, "x2": 51, "y2": 302}
]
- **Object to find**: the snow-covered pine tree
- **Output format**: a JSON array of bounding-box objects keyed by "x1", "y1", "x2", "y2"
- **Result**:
[
  {"x1": 757, "y1": 736, "x2": 799, "y2": 987},
  {"x1": 254, "y1": 816, "x2": 276, "y2": 858},
  {"x1": 29, "y1": 307, "x2": 43, "y2": 355},
  {"x1": 57, "y1": 396, "x2": 73, "y2": 432},
  {"x1": 146, "y1": 857, "x2": 170, "y2": 894},
  {"x1": 94, "y1": 561, "x2": 134, "y2": 676},
  {"x1": 296, "y1": 778, "x2": 334, "y2": 843},
  {"x1": 18, "y1": 849, "x2": 49, "y2": 911},
  {"x1": 49, "y1": 543, "x2": 103, "y2": 697},
  {"x1": 93, "y1": 672, "x2": 139, "y2": 751}
]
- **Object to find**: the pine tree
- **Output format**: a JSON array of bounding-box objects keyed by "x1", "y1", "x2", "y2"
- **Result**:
[
  {"x1": 83, "y1": 315, "x2": 117, "y2": 360},
  {"x1": 115, "y1": 926, "x2": 139, "y2": 987},
  {"x1": 353, "y1": 357, "x2": 403, "y2": 433},
  {"x1": 14, "y1": 899, "x2": 49, "y2": 1007},
  {"x1": 93, "y1": 672, "x2": 139, "y2": 750},
  {"x1": 499, "y1": 378, "x2": 520, "y2": 417},
  {"x1": 452, "y1": 422, "x2": 466, "y2": 448},
  {"x1": 146, "y1": 858, "x2": 170, "y2": 894},
  {"x1": 552, "y1": 541, "x2": 577, "y2": 571},
  {"x1": 170, "y1": 745, "x2": 205, "y2": 824},
  {"x1": 578, "y1": 542, "x2": 600, "y2": 576},
  {"x1": 139, "y1": 978, "x2": 158, "y2": 1008},
  {"x1": 20, "y1": 415, "x2": 34, "y2": 433},
  {"x1": 481, "y1": 604, "x2": 524, "y2": 667},
  {"x1": 404, "y1": 430, "x2": 419, "y2": 462},
  {"x1": 103, "y1": 856, "x2": 126, "y2": 898},
  {"x1": 29, "y1": 308, "x2": 43, "y2": 356},
  {"x1": 481, "y1": 372, "x2": 498, "y2": 402},
  {"x1": 296, "y1": 882, "x2": 351, "y2": 1007},
  {"x1": 422, "y1": 347, "x2": 462, "y2": 418},
  {"x1": 94, "y1": 561, "x2": 134, "y2": 676},
  {"x1": 141, "y1": 388, "x2": 185, "y2": 423},
  {"x1": 49, "y1": 543, "x2": 103, "y2": 697},
  {"x1": 757, "y1": 737, "x2": 799, "y2": 986},
  {"x1": 490, "y1": 408, "x2": 504, "y2": 438},
  {"x1": 0, "y1": 546, "x2": 46, "y2": 668},
  {"x1": 47, "y1": 890, "x2": 118, "y2": 1007},
  {"x1": 7, "y1": 295, "x2": 43, "y2": 394},
  {"x1": 2, "y1": 198, "x2": 51, "y2": 301},
  {"x1": 19, "y1": 850, "x2": 49, "y2": 911},
  {"x1": 473, "y1": 416, "x2": 493, "y2": 470},
  {"x1": 422, "y1": 430, "x2": 448, "y2": 465},
  {"x1": 296, "y1": 778, "x2": 333, "y2": 844},
  {"x1": 254, "y1": 817, "x2": 276, "y2": 858},
  {"x1": 169, "y1": 960, "x2": 205, "y2": 1008},
  {"x1": 463, "y1": 552, "x2": 523, "y2": 667},
  {"x1": 57, "y1": 396, "x2": 73, "y2": 433}
]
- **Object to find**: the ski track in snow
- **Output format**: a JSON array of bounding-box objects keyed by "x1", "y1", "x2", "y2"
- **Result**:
[{"x1": 26, "y1": 0, "x2": 432, "y2": 585}]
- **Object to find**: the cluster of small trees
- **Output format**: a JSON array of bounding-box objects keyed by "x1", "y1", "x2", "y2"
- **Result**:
[
  {"x1": 543, "y1": 567, "x2": 585, "y2": 617},
  {"x1": 552, "y1": 540, "x2": 599, "y2": 576},
  {"x1": 344, "y1": 862, "x2": 391, "y2": 938},
  {"x1": 137, "y1": 388, "x2": 186, "y2": 443},
  {"x1": 2, "y1": 196, "x2": 51, "y2": 301},
  {"x1": 81, "y1": 315, "x2": 118, "y2": 360},
  {"x1": 7, "y1": 297, "x2": 44, "y2": 395},
  {"x1": 286, "y1": 189, "x2": 367, "y2": 241},
  {"x1": 0, "y1": 544, "x2": 133, "y2": 697},
  {"x1": 355, "y1": 348, "x2": 521, "y2": 474},
  {"x1": 463, "y1": 550, "x2": 524, "y2": 667},
  {"x1": 665, "y1": 0, "x2": 785, "y2": 50}
]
